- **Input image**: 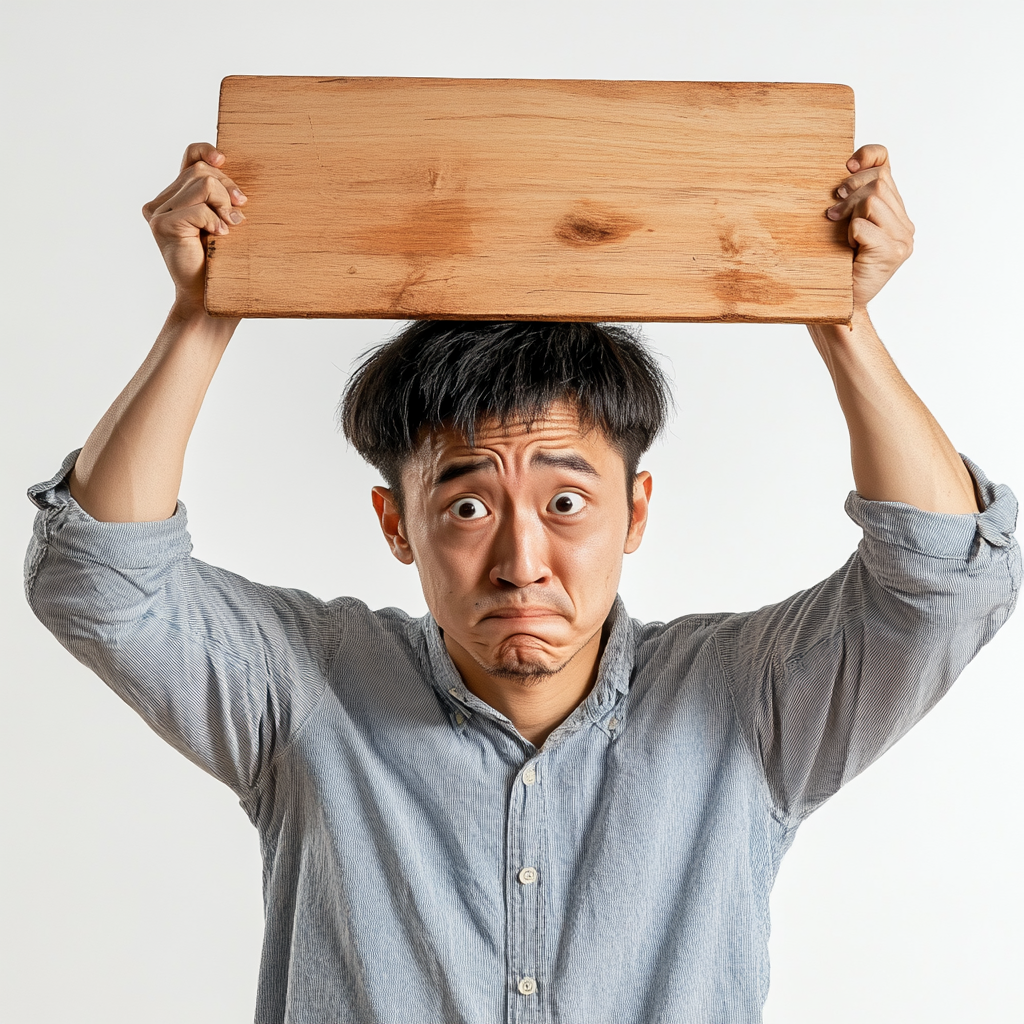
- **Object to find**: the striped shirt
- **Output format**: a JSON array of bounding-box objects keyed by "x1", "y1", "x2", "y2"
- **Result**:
[{"x1": 25, "y1": 450, "x2": 1020, "y2": 1024}]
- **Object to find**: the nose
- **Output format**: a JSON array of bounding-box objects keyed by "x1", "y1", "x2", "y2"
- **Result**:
[{"x1": 488, "y1": 509, "x2": 552, "y2": 589}]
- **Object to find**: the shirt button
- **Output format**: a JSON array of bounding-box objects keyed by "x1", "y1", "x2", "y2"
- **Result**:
[
  {"x1": 518, "y1": 866, "x2": 538, "y2": 885},
  {"x1": 448, "y1": 687, "x2": 458, "y2": 697},
  {"x1": 522, "y1": 766, "x2": 537, "y2": 786},
  {"x1": 608, "y1": 717, "x2": 619, "y2": 730},
  {"x1": 455, "y1": 713, "x2": 465, "y2": 725},
  {"x1": 518, "y1": 976, "x2": 537, "y2": 996}
]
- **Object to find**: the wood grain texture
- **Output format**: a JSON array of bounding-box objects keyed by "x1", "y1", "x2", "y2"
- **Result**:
[{"x1": 206, "y1": 76, "x2": 855, "y2": 322}]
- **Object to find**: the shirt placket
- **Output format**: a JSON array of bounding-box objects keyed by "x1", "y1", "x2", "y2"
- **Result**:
[{"x1": 506, "y1": 755, "x2": 548, "y2": 1024}]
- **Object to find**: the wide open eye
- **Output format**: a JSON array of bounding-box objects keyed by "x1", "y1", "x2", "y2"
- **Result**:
[
  {"x1": 548, "y1": 492, "x2": 586, "y2": 515},
  {"x1": 449, "y1": 497, "x2": 489, "y2": 521}
]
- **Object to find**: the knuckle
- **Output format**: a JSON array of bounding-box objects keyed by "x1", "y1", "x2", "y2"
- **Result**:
[{"x1": 206, "y1": 180, "x2": 229, "y2": 206}]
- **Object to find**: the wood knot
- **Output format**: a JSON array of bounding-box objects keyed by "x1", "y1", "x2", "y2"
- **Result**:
[{"x1": 554, "y1": 203, "x2": 641, "y2": 247}]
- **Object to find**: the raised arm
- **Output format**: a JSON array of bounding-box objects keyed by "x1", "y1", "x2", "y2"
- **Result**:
[
  {"x1": 809, "y1": 144, "x2": 979, "y2": 514},
  {"x1": 69, "y1": 142, "x2": 247, "y2": 522}
]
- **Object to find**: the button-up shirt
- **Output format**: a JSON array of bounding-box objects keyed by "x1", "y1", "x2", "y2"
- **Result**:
[{"x1": 25, "y1": 451, "x2": 1020, "y2": 1024}]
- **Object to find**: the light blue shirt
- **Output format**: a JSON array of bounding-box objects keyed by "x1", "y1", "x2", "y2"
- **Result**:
[{"x1": 25, "y1": 451, "x2": 1020, "y2": 1024}]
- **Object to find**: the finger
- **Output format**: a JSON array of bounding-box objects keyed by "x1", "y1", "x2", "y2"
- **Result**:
[
  {"x1": 834, "y1": 165, "x2": 906, "y2": 212},
  {"x1": 848, "y1": 215, "x2": 892, "y2": 253},
  {"x1": 848, "y1": 214, "x2": 913, "y2": 265},
  {"x1": 181, "y1": 160, "x2": 247, "y2": 205},
  {"x1": 154, "y1": 175, "x2": 243, "y2": 229},
  {"x1": 151, "y1": 200, "x2": 233, "y2": 240},
  {"x1": 828, "y1": 178, "x2": 914, "y2": 235},
  {"x1": 851, "y1": 190, "x2": 911, "y2": 241},
  {"x1": 143, "y1": 163, "x2": 246, "y2": 222},
  {"x1": 180, "y1": 141, "x2": 225, "y2": 173},
  {"x1": 846, "y1": 143, "x2": 888, "y2": 174},
  {"x1": 851, "y1": 191, "x2": 915, "y2": 249},
  {"x1": 849, "y1": 216, "x2": 880, "y2": 252}
]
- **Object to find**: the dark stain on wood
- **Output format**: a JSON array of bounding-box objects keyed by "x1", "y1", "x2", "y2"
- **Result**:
[
  {"x1": 555, "y1": 202, "x2": 641, "y2": 247},
  {"x1": 354, "y1": 194, "x2": 476, "y2": 258},
  {"x1": 719, "y1": 231, "x2": 741, "y2": 256},
  {"x1": 711, "y1": 270, "x2": 797, "y2": 306}
]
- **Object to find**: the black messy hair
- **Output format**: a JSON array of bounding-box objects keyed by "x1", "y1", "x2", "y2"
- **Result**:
[{"x1": 339, "y1": 321, "x2": 670, "y2": 509}]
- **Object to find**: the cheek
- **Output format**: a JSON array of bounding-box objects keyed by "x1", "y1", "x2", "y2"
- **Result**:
[
  {"x1": 556, "y1": 520, "x2": 627, "y2": 586},
  {"x1": 409, "y1": 525, "x2": 489, "y2": 593}
]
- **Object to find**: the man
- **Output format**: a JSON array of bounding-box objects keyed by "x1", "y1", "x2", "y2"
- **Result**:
[{"x1": 26, "y1": 141, "x2": 1019, "y2": 1023}]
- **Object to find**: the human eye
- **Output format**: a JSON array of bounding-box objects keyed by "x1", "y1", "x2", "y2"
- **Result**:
[
  {"x1": 448, "y1": 497, "x2": 490, "y2": 521},
  {"x1": 547, "y1": 491, "x2": 587, "y2": 515}
]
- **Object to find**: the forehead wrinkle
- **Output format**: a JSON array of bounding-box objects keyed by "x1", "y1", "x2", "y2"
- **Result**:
[{"x1": 415, "y1": 404, "x2": 608, "y2": 494}]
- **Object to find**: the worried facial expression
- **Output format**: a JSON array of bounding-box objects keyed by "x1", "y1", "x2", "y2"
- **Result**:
[{"x1": 372, "y1": 402, "x2": 652, "y2": 693}]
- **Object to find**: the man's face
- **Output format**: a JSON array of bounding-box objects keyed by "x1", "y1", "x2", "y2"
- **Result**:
[{"x1": 372, "y1": 402, "x2": 652, "y2": 691}]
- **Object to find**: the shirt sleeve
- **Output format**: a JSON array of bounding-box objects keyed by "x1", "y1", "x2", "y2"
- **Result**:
[
  {"x1": 713, "y1": 456, "x2": 1021, "y2": 822},
  {"x1": 24, "y1": 450, "x2": 342, "y2": 798}
]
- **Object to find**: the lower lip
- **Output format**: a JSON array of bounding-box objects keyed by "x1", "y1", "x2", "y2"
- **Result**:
[{"x1": 483, "y1": 612, "x2": 561, "y2": 624}]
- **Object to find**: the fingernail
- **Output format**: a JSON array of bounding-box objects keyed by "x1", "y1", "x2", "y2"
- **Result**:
[
  {"x1": 847, "y1": 159, "x2": 860, "y2": 172},
  {"x1": 232, "y1": 188, "x2": 247, "y2": 204},
  {"x1": 836, "y1": 186, "x2": 849, "y2": 199},
  {"x1": 827, "y1": 206, "x2": 842, "y2": 220},
  {"x1": 229, "y1": 211, "x2": 245, "y2": 224}
]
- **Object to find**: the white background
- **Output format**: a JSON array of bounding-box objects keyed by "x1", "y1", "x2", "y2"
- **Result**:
[{"x1": 2, "y1": 1, "x2": 1021, "y2": 1021}]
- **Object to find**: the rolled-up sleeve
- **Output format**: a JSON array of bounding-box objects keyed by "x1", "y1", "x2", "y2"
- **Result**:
[
  {"x1": 715, "y1": 456, "x2": 1020, "y2": 821},
  {"x1": 25, "y1": 451, "x2": 340, "y2": 798}
]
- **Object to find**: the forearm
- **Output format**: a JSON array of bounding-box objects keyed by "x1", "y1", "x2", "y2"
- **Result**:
[
  {"x1": 808, "y1": 309, "x2": 978, "y2": 514},
  {"x1": 69, "y1": 305, "x2": 239, "y2": 522}
]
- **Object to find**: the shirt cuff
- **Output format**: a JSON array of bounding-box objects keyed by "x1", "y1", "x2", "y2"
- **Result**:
[
  {"x1": 844, "y1": 455, "x2": 1018, "y2": 558},
  {"x1": 27, "y1": 449, "x2": 192, "y2": 568}
]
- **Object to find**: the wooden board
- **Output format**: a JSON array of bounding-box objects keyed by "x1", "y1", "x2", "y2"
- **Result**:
[{"x1": 206, "y1": 76, "x2": 855, "y2": 322}]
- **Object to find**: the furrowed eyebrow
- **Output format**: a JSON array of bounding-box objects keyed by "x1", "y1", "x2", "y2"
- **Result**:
[
  {"x1": 433, "y1": 459, "x2": 494, "y2": 487},
  {"x1": 531, "y1": 451, "x2": 600, "y2": 476}
]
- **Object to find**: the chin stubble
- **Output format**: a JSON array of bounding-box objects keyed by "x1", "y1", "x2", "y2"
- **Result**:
[{"x1": 485, "y1": 625, "x2": 603, "y2": 682}]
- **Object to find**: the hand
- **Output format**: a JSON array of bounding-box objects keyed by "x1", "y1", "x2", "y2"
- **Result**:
[
  {"x1": 142, "y1": 142, "x2": 247, "y2": 314},
  {"x1": 826, "y1": 144, "x2": 915, "y2": 310}
]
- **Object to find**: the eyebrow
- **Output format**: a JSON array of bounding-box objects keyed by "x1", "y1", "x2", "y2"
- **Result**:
[
  {"x1": 432, "y1": 451, "x2": 599, "y2": 488},
  {"x1": 433, "y1": 459, "x2": 493, "y2": 487},
  {"x1": 531, "y1": 451, "x2": 599, "y2": 476}
]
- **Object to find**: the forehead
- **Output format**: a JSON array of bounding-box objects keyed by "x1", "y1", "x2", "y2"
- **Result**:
[{"x1": 408, "y1": 402, "x2": 621, "y2": 479}]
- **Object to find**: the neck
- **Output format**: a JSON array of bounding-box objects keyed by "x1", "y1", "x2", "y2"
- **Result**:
[{"x1": 444, "y1": 628, "x2": 604, "y2": 747}]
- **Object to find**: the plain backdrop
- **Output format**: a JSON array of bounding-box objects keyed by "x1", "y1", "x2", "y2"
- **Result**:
[{"x1": 2, "y1": 1, "x2": 1021, "y2": 1021}]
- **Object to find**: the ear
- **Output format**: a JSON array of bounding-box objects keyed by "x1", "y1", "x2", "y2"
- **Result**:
[
  {"x1": 623, "y1": 471, "x2": 653, "y2": 554},
  {"x1": 371, "y1": 486, "x2": 415, "y2": 565}
]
